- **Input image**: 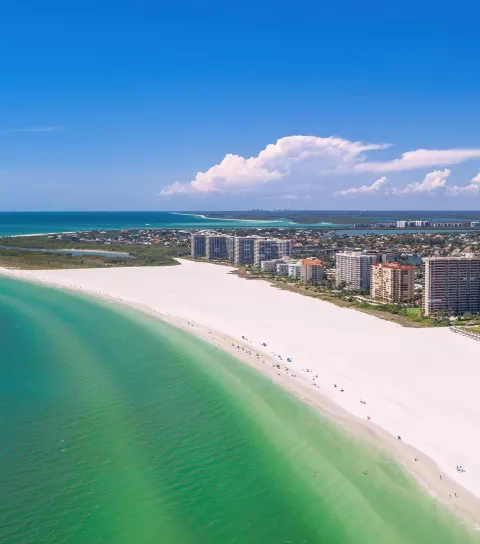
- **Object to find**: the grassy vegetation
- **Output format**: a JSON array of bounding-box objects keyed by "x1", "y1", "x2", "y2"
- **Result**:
[
  {"x1": 0, "y1": 250, "x2": 125, "y2": 270},
  {"x1": 460, "y1": 325, "x2": 480, "y2": 334},
  {"x1": 0, "y1": 235, "x2": 190, "y2": 270}
]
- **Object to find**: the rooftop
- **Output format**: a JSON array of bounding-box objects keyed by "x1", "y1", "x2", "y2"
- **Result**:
[
  {"x1": 372, "y1": 263, "x2": 414, "y2": 271},
  {"x1": 300, "y1": 258, "x2": 325, "y2": 267}
]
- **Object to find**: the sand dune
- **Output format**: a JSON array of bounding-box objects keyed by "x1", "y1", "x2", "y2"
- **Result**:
[{"x1": 2, "y1": 259, "x2": 480, "y2": 525}]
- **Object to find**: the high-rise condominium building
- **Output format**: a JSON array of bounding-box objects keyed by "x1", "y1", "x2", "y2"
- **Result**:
[
  {"x1": 422, "y1": 256, "x2": 480, "y2": 316},
  {"x1": 335, "y1": 251, "x2": 378, "y2": 290},
  {"x1": 370, "y1": 263, "x2": 415, "y2": 303},
  {"x1": 205, "y1": 235, "x2": 234, "y2": 260},
  {"x1": 191, "y1": 233, "x2": 206, "y2": 257},
  {"x1": 233, "y1": 236, "x2": 257, "y2": 264},
  {"x1": 254, "y1": 239, "x2": 292, "y2": 266},
  {"x1": 299, "y1": 258, "x2": 325, "y2": 285}
]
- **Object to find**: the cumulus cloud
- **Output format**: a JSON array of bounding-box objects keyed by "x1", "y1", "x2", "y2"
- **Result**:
[
  {"x1": 390, "y1": 169, "x2": 451, "y2": 195},
  {"x1": 446, "y1": 171, "x2": 480, "y2": 196},
  {"x1": 158, "y1": 134, "x2": 480, "y2": 197},
  {"x1": 335, "y1": 176, "x2": 388, "y2": 196},
  {"x1": 356, "y1": 149, "x2": 480, "y2": 173},
  {"x1": 159, "y1": 135, "x2": 390, "y2": 195}
]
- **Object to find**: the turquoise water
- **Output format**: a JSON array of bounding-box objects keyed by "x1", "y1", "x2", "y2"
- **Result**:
[
  {"x1": 0, "y1": 277, "x2": 478, "y2": 543},
  {"x1": 0, "y1": 211, "x2": 295, "y2": 236},
  {"x1": 0, "y1": 211, "x2": 478, "y2": 236}
]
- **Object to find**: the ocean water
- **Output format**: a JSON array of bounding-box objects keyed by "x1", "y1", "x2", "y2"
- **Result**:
[
  {"x1": 0, "y1": 211, "x2": 477, "y2": 236},
  {"x1": 0, "y1": 211, "x2": 295, "y2": 236},
  {"x1": 0, "y1": 278, "x2": 477, "y2": 544}
]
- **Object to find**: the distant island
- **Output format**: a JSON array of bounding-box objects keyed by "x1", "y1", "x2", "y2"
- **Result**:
[{"x1": 191, "y1": 210, "x2": 480, "y2": 228}]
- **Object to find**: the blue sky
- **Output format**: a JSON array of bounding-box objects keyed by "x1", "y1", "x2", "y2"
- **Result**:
[{"x1": 1, "y1": 1, "x2": 480, "y2": 210}]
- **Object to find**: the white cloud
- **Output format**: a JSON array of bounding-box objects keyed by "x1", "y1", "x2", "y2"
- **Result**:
[
  {"x1": 446, "y1": 171, "x2": 480, "y2": 196},
  {"x1": 159, "y1": 135, "x2": 390, "y2": 195},
  {"x1": 390, "y1": 169, "x2": 451, "y2": 195},
  {"x1": 158, "y1": 181, "x2": 196, "y2": 196},
  {"x1": 158, "y1": 134, "x2": 480, "y2": 197},
  {"x1": 335, "y1": 176, "x2": 388, "y2": 196},
  {"x1": 356, "y1": 149, "x2": 480, "y2": 173}
]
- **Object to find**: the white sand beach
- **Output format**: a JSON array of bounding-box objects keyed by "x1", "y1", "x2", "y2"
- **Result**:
[{"x1": 2, "y1": 259, "x2": 480, "y2": 525}]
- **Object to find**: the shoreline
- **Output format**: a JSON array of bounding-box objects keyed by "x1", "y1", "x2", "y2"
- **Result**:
[
  {"x1": 1, "y1": 265, "x2": 480, "y2": 529},
  {"x1": 172, "y1": 211, "x2": 289, "y2": 224}
]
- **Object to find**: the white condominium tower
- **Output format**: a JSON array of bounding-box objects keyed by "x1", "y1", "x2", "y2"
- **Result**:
[
  {"x1": 335, "y1": 251, "x2": 378, "y2": 290},
  {"x1": 191, "y1": 233, "x2": 291, "y2": 265},
  {"x1": 205, "y1": 235, "x2": 234, "y2": 260},
  {"x1": 254, "y1": 239, "x2": 292, "y2": 266},
  {"x1": 190, "y1": 233, "x2": 207, "y2": 257},
  {"x1": 422, "y1": 255, "x2": 480, "y2": 316},
  {"x1": 233, "y1": 236, "x2": 257, "y2": 264}
]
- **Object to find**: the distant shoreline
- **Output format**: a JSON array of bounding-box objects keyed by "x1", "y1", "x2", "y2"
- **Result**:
[{"x1": 172, "y1": 211, "x2": 288, "y2": 224}]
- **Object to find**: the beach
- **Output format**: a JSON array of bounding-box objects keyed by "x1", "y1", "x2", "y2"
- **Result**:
[{"x1": 2, "y1": 259, "x2": 480, "y2": 527}]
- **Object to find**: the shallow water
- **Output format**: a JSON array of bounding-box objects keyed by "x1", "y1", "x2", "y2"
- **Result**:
[
  {"x1": 0, "y1": 277, "x2": 477, "y2": 543},
  {"x1": 0, "y1": 211, "x2": 295, "y2": 235}
]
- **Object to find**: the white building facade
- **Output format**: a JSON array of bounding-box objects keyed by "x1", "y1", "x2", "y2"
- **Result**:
[{"x1": 335, "y1": 251, "x2": 378, "y2": 290}]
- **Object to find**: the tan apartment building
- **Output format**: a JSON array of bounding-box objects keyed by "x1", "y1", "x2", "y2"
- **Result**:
[
  {"x1": 422, "y1": 255, "x2": 480, "y2": 316},
  {"x1": 370, "y1": 263, "x2": 415, "y2": 303},
  {"x1": 299, "y1": 258, "x2": 325, "y2": 284}
]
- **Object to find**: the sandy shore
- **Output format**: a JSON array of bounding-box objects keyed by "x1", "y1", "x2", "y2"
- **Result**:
[{"x1": 2, "y1": 259, "x2": 480, "y2": 527}]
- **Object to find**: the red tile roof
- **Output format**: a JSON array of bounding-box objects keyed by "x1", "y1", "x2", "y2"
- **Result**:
[{"x1": 300, "y1": 258, "x2": 324, "y2": 266}]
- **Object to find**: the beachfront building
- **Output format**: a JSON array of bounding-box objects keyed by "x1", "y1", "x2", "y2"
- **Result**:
[
  {"x1": 205, "y1": 235, "x2": 234, "y2": 261},
  {"x1": 278, "y1": 239, "x2": 292, "y2": 260},
  {"x1": 254, "y1": 239, "x2": 292, "y2": 266},
  {"x1": 299, "y1": 258, "x2": 325, "y2": 285},
  {"x1": 191, "y1": 233, "x2": 207, "y2": 257},
  {"x1": 260, "y1": 259, "x2": 285, "y2": 273},
  {"x1": 335, "y1": 251, "x2": 378, "y2": 290},
  {"x1": 233, "y1": 236, "x2": 257, "y2": 264},
  {"x1": 192, "y1": 233, "x2": 291, "y2": 265},
  {"x1": 276, "y1": 262, "x2": 290, "y2": 276},
  {"x1": 370, "y1": 263, "x2": 415, "y2": 303},
  {"x1": 422, "y1": 255, "x2": 480, "y2": 316},
  {"x1": 288, "y1": 261, "x2": 301, "y2": 279}
]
